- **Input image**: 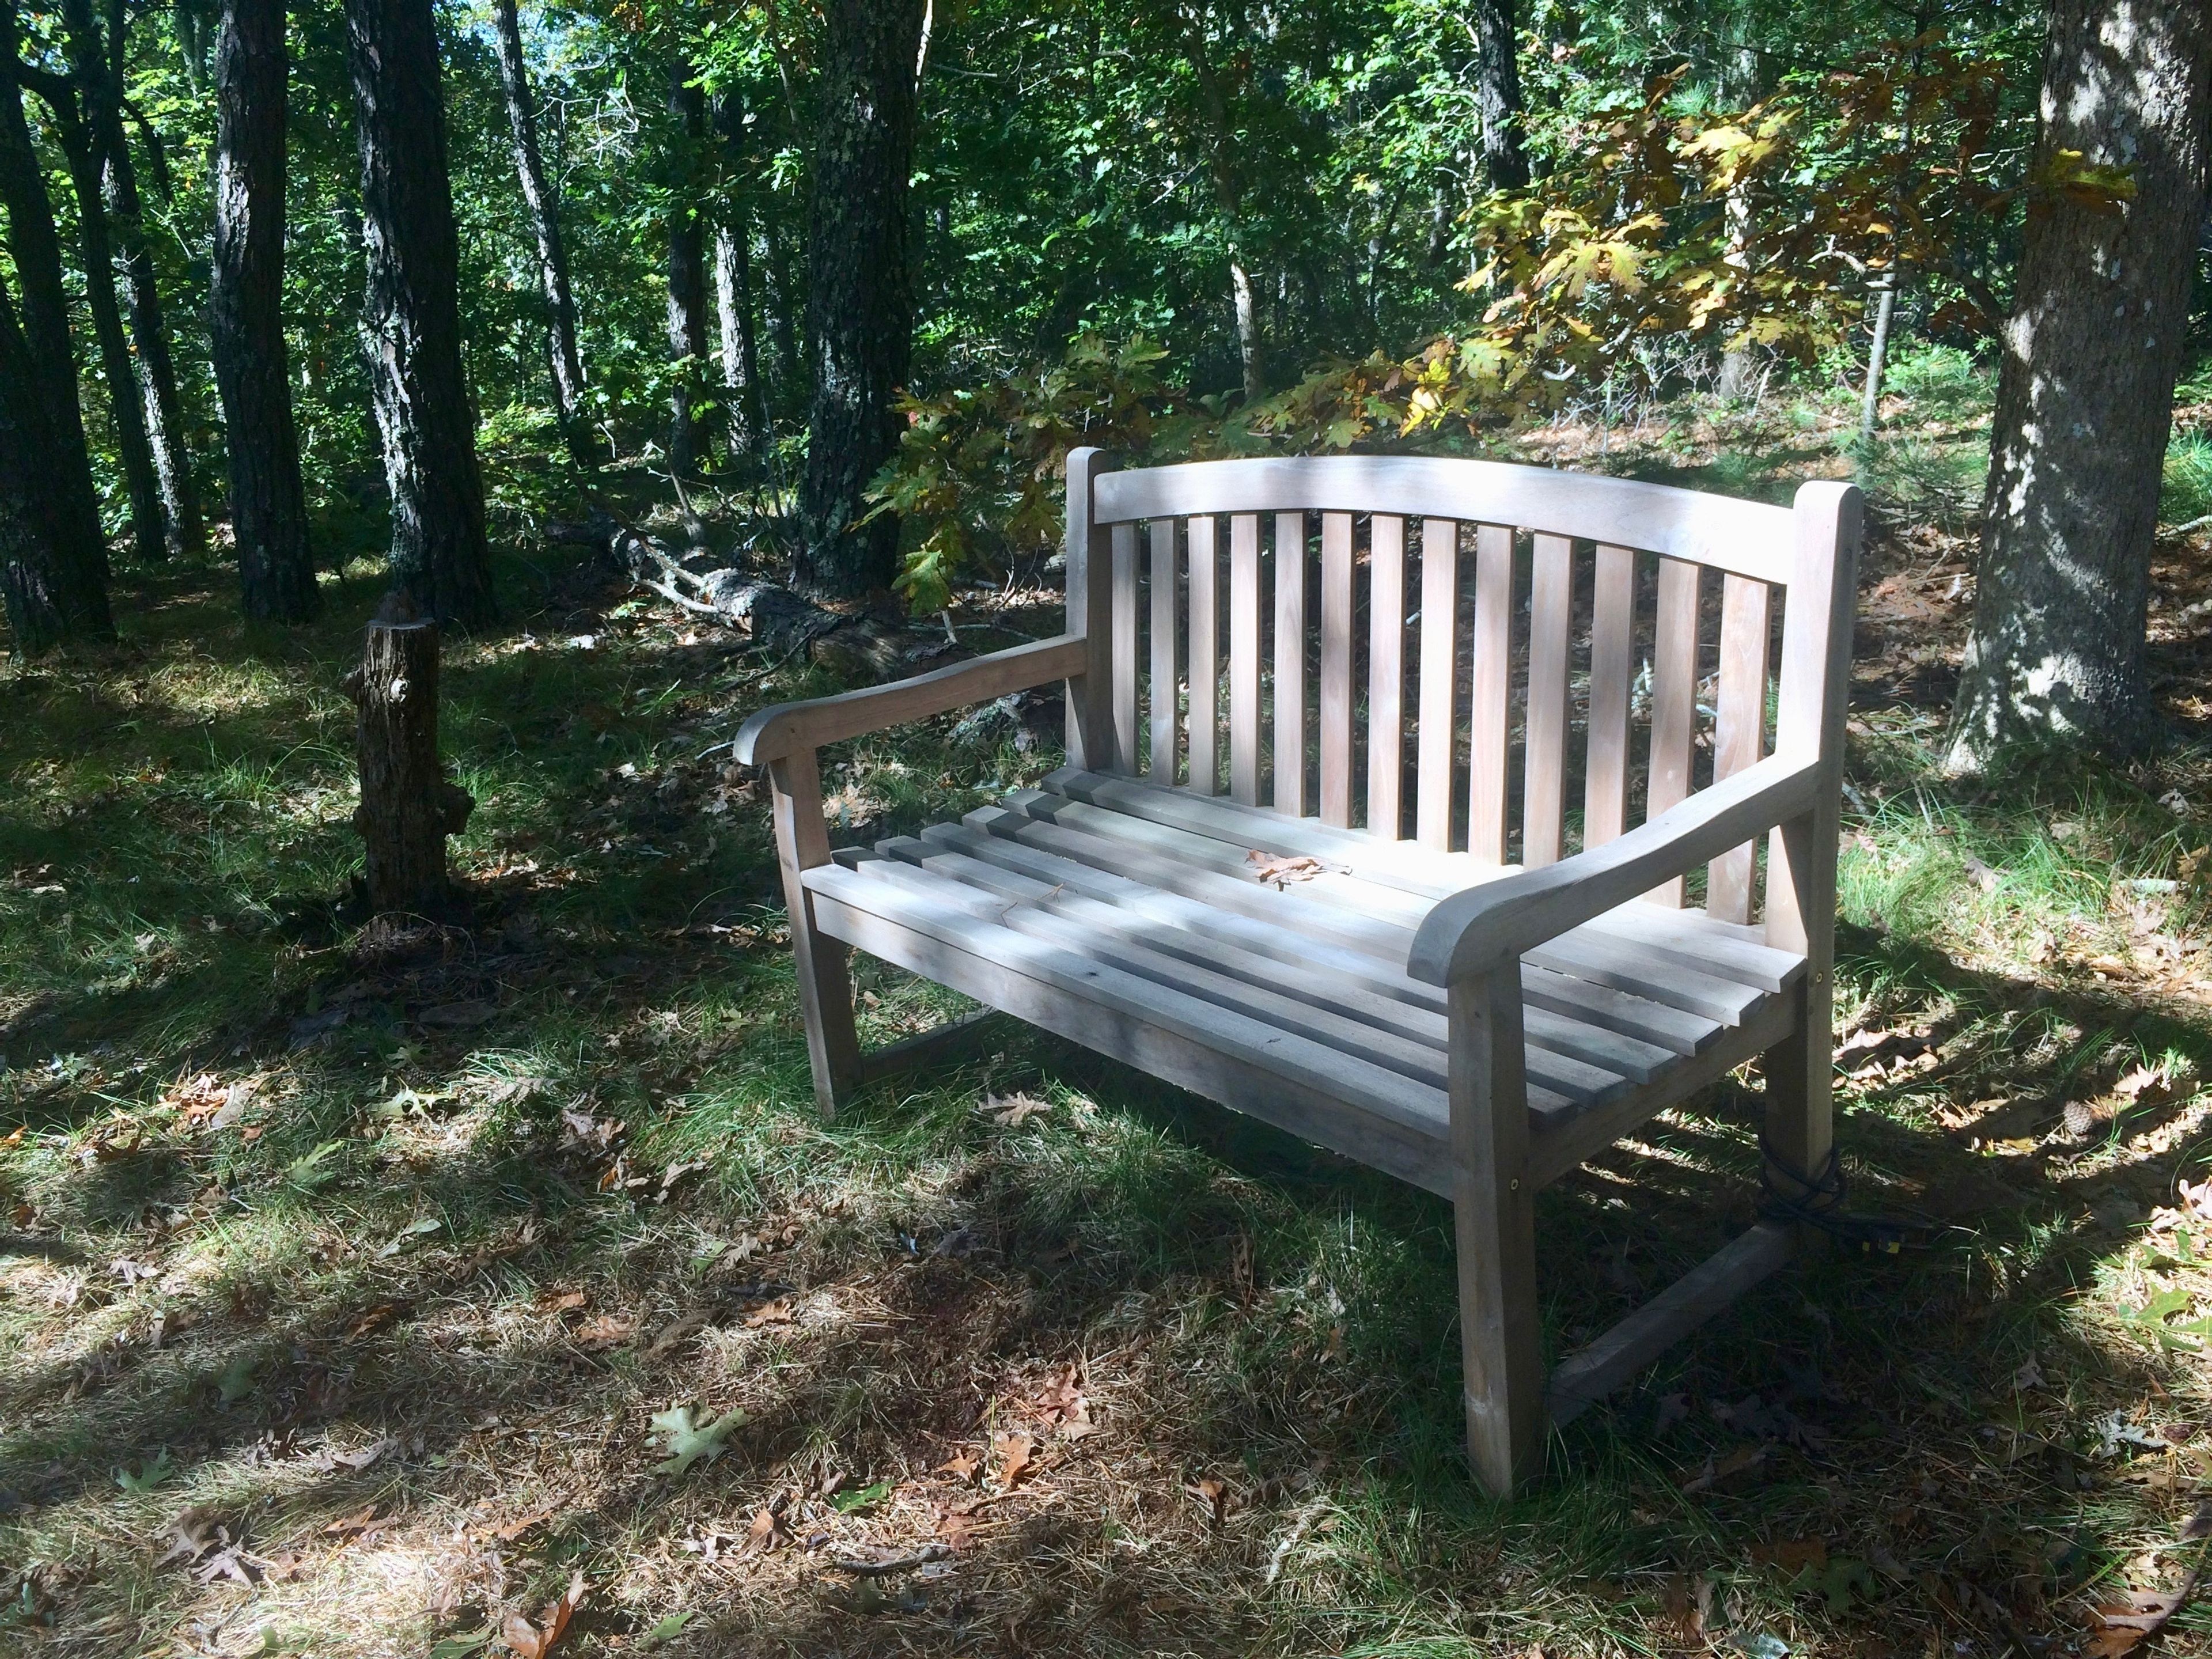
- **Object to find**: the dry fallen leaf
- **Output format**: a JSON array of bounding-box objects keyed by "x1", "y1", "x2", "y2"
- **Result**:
[
  {"x1": 1188, "y1": 1475, "x2": 1228, "y2": 1525},
  {"x1": 935, "y1": 1447, "x2": 983, "y2": 1482},
  {"x1": 992, "y1": 1430, "x2": 1037, "y2": 1489},
  {"x1": 537, "y1": 1289, "x2": 587, "y2": 1315},
  {"x1": 987, "y1": 1093, "x2": 1052, "y2": 1127},
  {"x1": 1681, "y1": 1443, "x2": 1764, "y2": 1492},
  {"x1": 502, "y1": 1571, "x2": 586, "y2": 1658},
  {"x1": 744, "y1": 1298, "x2": 794, "y2": 1328},
  {"x1": 1246, "y1": 850, "x2": 1327, "y2": 888},
  {"x1": 574, "y1": 1313, "x2": 634, "y2": 1351}
]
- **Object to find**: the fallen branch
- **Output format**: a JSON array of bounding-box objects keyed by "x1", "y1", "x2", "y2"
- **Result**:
[{"x1": 825, "y1": 1543, "x2": 950, "y2": 1576}]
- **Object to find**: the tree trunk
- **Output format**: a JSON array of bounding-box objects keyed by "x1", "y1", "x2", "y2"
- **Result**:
[
  {"x1": 491, "y1": 0, "x2": 587, "y2": 470},
  {"x1": 38, "y1": 94, "x2": 164, "y2": 567},
  {"x1": 1472, "y1": 0, "x2": 1528, "y2": 190},
  {"x1": 665, "y1": 58, "x2": 710, "y2": 477},
  {"x1": 1948, "y1": 0, "x2": 2211, "y2": 766},
  {"x1": 0, "y1": 278, "x2": 112, "y2": 650},
  {"x1": 0, "y1": 20, "x2": 111, "y2": 593},
  {"x1": 1713, "y1": 40, "x2": 1765, "y2": 402},
  {"x1": 1182, "y1": 20, "x2": 1264, "y2": 404},
  {"x1": 764, "y1": 212, "x2": 800, "y2": 412},
  {"x1": 1858, "y1": 270, "x2": 1897, "y2": 440},
  {"x1": 63, "y1": 0, "x2": 203, "y2": 562},
  {"x1": 344, "y1": 0, "x2": 499, "y2": 627},
  {"x1": 715, "y1": 218, "x2": 764, "y2": 456},
  {"x1": 798, "y1": 0, "x2": 925, "y2": 597},
  {"x1": 349, "y1": 605, "x2": 474, "y2": 914},
  {"x1": 212, "y1": 0, "x2": 316, "y2": 621}
]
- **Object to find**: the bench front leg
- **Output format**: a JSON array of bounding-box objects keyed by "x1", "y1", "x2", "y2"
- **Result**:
[
  {"x1": 767, "y1": 747, "x2": 862, "y2": 1116},
  {"x1": 1449, "y1": 969, "x2": 1545, "y2": 1494},
  {"x1": 1760, "y1": 804, "x2": 1838, "y2": 1232}
]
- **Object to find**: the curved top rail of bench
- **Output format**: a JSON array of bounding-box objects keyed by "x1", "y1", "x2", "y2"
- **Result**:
[{"x1": 1092, "y1": 456, "x2": 1798, "y2": 586}]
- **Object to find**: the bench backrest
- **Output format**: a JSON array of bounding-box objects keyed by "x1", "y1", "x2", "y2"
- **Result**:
[{"x1": 1062, "y1": 451, "x2": 1859, "y2": 933}]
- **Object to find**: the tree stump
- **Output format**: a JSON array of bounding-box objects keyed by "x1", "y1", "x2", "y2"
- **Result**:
[{"x1": 349, "y1": 605, "x2": 474, "y2": 914}]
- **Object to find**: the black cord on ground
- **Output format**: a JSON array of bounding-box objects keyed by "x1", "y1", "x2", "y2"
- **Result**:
[{"x1": 1757, "y1": 1134, "x2": 1933, "y2": 1254}]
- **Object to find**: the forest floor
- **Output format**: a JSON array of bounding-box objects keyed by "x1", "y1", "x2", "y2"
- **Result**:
[{"x1": 15, "y1": 353, "x2": 2212, "y2": 1658}]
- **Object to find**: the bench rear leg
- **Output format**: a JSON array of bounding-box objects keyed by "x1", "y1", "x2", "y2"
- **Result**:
[
  {"x1": 768, "y1": 751, "x2": 861, "y2": 1116},
  {"x1": 1450, "y1": 972, "x2": 1545, "y2": 1494}
]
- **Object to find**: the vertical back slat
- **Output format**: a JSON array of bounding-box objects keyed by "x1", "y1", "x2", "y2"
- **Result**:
[
  {"x1": 1584, "y1": 544, "x2": 1635, "y2": 847},
  {"x1": 1643, "y1": 555, "x2": 1702, "y2": 906},
  {"x1": 1467, "y1": 524, "x2": 1514, "y2": 865},
  {"x1": 1149, "y1": 518, "x2": 1178, "y2": 786},
  {"x1": 1187, "y1": 516, "x2": 1219, "y2": 795},
  {"x1": 1230, "y1": 513, "x2": 1261, "y2": 804},
  {"x1": 1111, "y1": 521, "x2": 1139, "y2": 772},
  {"x1": 1706, "y1": 573, "x2": 1772, "y2": 922},
  {"x1": 1416, "y1": 518, "x2": 1459, "y2": 850},
  {"x1": 1521, "y1": 532, "x2": 1573, "y2": 866},
  {"x1": 1319, "y1": 512, "x2": 1355, "y2": 827},
  {"x1": 1368, "y1": 514, "x2": 1407, "y2": 838},
  {"x1": 1274, "y1": 512, "x2": 1308, "y2": 816}
]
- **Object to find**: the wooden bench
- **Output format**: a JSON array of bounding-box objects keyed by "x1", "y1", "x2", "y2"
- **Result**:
[{"x1": 734, "y1": 452, "x2": 1859, "y2": 1492}]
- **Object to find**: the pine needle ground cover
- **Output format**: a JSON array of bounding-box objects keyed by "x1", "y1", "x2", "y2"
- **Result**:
[{"x1": 13, "y1": 374, "x2": 2212, "y2": 1656}]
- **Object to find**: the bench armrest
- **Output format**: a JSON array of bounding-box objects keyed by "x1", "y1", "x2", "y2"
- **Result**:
[
  {"x1": 733, "y1": 633, "x2": 1089, "y2": 767},
  {"x1": 1406, "y1": 751, "x2": 1826, "y2": 986}
]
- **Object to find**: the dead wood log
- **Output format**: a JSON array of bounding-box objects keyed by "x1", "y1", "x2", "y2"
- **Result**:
[{"x1": 347, "y1": 597, "x2": 474, "y2": 914}]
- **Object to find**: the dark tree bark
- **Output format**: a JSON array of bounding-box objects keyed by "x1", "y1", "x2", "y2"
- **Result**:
[
  {"x1": 715, "y1": 217, "x2": 764, "y2": 456},
  {"x1": 344, "y1": 0, "x2": 499, "y2": 627},
  {"x1": 1948, "y1": 0, "x2": 2211, "y2": 765},
  {"x1": 29, "y1": 80, "x2": 164, "y2": 566},
  {"x1": 665, "y1": 58, "x2": 710, "y2": 476},
  {"x1": 0, "y1": 16, "x2": 109, "y2": 592},
  {"x1": 0, "y1": 277, "x2": 112, "y2": 650},
  {"x1": 212, "y1": 0, "x2": 316, "y2": 622},
  {"x1": 491, "y1": 0, "x2": 588, "y2": 469},
  {"x1": 1471, "y1": 0, "x2": 1528, "y2": 190},
  {"x1": 798, "y1": 0, "x2": 926, "y2": 596},
  {"x1": 62, "y1": 0, "x2": 204, "y2": 562},
  {"x1": 349, "y1": 603, "x2": 474, "y2": 914}
]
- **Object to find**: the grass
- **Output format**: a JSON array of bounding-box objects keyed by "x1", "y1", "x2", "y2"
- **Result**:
[{"x1": 12, "y1": 387, "x2": 2212, "y2": 1657}]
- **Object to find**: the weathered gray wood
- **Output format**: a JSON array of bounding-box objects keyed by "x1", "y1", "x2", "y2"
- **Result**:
[
  {"x1": 1523, "y1": 532, "x2": 1574, "y2": 866},
  {"x1": 933, "y1": 809, "x2": 1732, "y2": 1059},
  {"x1": 806, "y1": 881, "x2": 1456, "y2": 1195},
  {"x1": 1150, "y1": 517, "x2": 1179, "y2": 786},
  {"x1": 1093, "y1": 456, "x2": 1798, "y2": 585},
  {"x1": 736, "y1": 633, "x2": 1089, "y2": 766},
  {"x1": 1368, "y1": 514, "x2": 1407, "y2": 839},
  {"x1": 1450, "y1": 969, "x2": 1546, "y2": 1493},
  {"x1": 1643, "y1": 555, "x2": 1702, "y2": 906},
  {"x1": 1230, "y1": 513, "x2": 1262, "y2": 805},
  {"x1": 969, "y1": 802, "x2": 1418, "y2": 962},
  {"x1": 1468, "y1": 524, "x2": 1514, "y2": 865},
  {"x1": 1762, "y1": 482, "x2": 1861, "y2": 1233},
  {"x1": 1112, "y1": 520, "x2": 1140, "y2": 774},
  {"x1": 1585, "y1": 543, "x2": 1635, "y2": 847},
  {"x1": 1003, "y1": 789, "x2": 1435, "y2": 930},
  {"x1": 1525, "y1": 994, "x2": 1797, "y2": 1186},
  {"x1": 1707, "y1": 573, "x2": 1771, "y2": 922},
  {"x1": 1411, "y1": 751, "x2": 1821, "y2": 984},
  {"x1": 1063, "y1": 446, "x2": 1119, "y2": 770},
  {"x1": 767, "y1": 747, "x2": 862, "y2": 1115},
  {"x1": 1274, "y1": 511, "x2": 1308, "y2": 816},
  {"x1": 1320, "y1": 510, "x2": 1355, "y2": 827},
  {"x1": 1525, "y1": 930, "x2": 1768, "y2": 1026},
  {"x1": 854, "y1": 1008, "x2": 1007, "y2": 1085},
  {"x1": 806, "y1": 861, "x2": 1453, "y2": 1147},
  {"x1": 1575, "y1": 899, "x2": 1803, "y2": 994},
  {"x1": 1188, "y1": 515, "x2": 1220, "y2": 796},
  {"x1": 1547, "y1": 1224, "x2": 1794, "y2": 1425},
  {"x1": 1418, "y1": 517, "x2": 1459, "y2": 850}
]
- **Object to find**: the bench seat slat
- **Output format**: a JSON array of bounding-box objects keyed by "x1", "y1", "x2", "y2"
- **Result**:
[
  {"x1": 1032, "y1": 770, "x2": 1802, "y2": 1000},
  {"x1": 878, "y1": 838, "x2": 1674, "y2": 1093}
]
